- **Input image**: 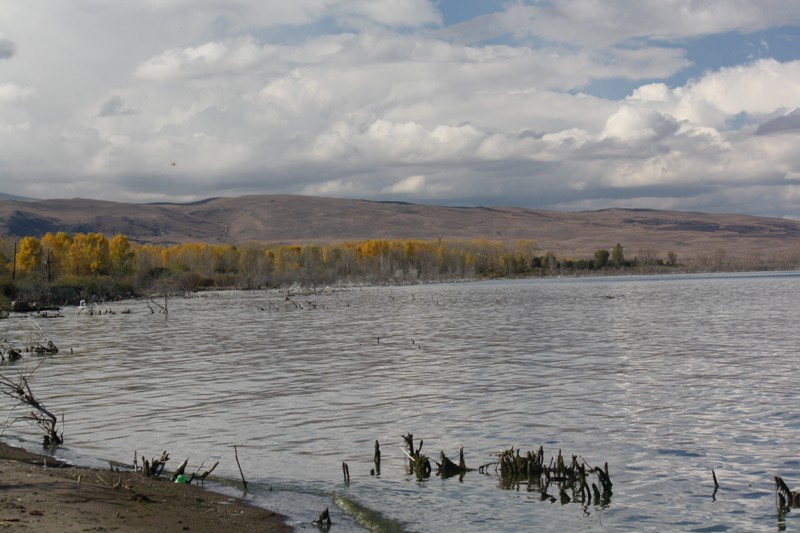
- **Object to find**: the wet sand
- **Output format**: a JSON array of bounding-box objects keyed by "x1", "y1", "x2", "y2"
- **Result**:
[{"x1": 0, "y1": 441, "x2": 294, "y2": 532}]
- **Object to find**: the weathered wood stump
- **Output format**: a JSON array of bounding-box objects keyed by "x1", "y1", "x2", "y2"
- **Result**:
[{"x1": 776, "y1": 476, "x2": 800, "y2": 509}]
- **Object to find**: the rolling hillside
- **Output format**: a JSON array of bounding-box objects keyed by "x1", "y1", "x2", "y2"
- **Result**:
[{"x1": 1, "y1": 194, "x2": 799, "y2": 260}]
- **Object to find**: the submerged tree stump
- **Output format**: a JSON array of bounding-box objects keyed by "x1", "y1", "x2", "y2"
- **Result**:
[
  {"x1": 373, "y1": 440, "x2": 381, "y2": 476},
  {"x1": 776, "y1": 476, "x2": 800, "y2": 509},
  {"x1": 437, "y1": 447, "x2": 472, "y2": 479},
  {"x1": 479, "y1": 445, "x2": 612, "y2": 505},
  {"x1": 402, "y1": 433, "x2": 431, "y2": 480}
]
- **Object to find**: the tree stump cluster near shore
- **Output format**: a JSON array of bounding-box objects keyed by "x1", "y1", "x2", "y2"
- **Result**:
[
  {"x1": 481, "y1": 445, "x2": 613, "y2": 505},
  {"x1": 398, "y1": 433, "x2": 612, "y2": 507}
]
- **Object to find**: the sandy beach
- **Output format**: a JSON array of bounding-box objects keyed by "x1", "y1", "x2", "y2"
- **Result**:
[{"x1": 0, "y1": 441, "x2": 294, "y2": 532}]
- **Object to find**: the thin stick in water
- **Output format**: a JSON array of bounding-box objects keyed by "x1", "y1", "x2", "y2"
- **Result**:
[{"x1": 233, "y1": 445, "x2": 248, "y2": 492}]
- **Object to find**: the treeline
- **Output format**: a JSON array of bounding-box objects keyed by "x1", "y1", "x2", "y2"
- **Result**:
[{"x1": 0, "y1": 232, "x2": 796, "y2": 305}]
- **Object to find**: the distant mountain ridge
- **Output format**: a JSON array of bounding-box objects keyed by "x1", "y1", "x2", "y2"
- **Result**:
[
  {"x1": 0, "y1": 194, "x2": 799, "y2": 260},
  {"x1": 0, "y1": 192, "x2": 36, "y2": 202}
]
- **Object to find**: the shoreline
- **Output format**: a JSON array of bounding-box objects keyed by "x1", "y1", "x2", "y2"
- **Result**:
[{"x1": 0, "y1": 440, "x2": 294, "y2": 532}]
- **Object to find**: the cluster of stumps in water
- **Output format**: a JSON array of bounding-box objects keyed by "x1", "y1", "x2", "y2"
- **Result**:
[
  {"x1": 0, "y1": 340, "x2": 58, "y2": 362},
  {"x1": 342, "y1": 434, "x2": 613, "y2": 506},
  {"x1": 316, "y1": 435, "x2": 615, "y2": 528},
  {"x1": 482, "y1": 443, "x2": 613, "y2": 505}
]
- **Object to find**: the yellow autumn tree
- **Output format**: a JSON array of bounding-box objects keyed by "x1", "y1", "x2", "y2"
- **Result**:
[
  {"x1": 273, "y1": 245, "x2": 302, "y2": 273},
  {"x1": 211, "y1": 244, "x2": 239, "y2": 274},
  {"x1": 15, "y1": 236, "x2": 43, "y2": 274},
  {"x1": 160, "y1": 245, "x2": 177, "y2": 271},
  {"x1": 176, "y1": 243, "x2": 214, "y2": 277},
  {"x1": 41, "y1": 232, "x2": 73, "y2": 278},
  {"x1": 133, "y1": 243, "x2": 163, "y2": 274},
  {"x1": 68, "y1": 233, "x2": 110, "y2": 275},
  {"x1": 0, "y1": 237, "x2": 10, "y2": 275},
  {"x1": 109, "y1": 234, "x2": 134, "y2": 275},
  {"x1": 403, "y1": 240, "x2": 416, "y2": 262},
  {"x1": 356, "y1": 239, "x2": 390, "y2": 259}
]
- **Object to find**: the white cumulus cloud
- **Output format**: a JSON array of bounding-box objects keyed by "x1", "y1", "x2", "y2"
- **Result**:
[{"x1": 0, "y1": 0, "x2": 799, "y2": 219}]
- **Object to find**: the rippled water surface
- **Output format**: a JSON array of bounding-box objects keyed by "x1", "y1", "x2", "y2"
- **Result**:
[{"x1": 3, "y1": 272, "x2": 800, "y2": 532}]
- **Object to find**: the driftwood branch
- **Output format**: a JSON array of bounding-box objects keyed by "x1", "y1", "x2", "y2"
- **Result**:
[
  {"x1": 171, "y1": 458, "x2": 189, "y2": 481},
  {"x1": 0, "y1": 359, "x2": 63, "y2": 445},
  {"x1": 194, "y1": 461, "x2": 219, "y2": 484},
  {"x1": 146, "y1": 295, "x2": 168, "y2": 314},
  {"x1": 233, "y1": 445, "x2": 248, "y2": 492},
  {"x1": 142, "y1": 451, "x2": 169, "y2": 477}
]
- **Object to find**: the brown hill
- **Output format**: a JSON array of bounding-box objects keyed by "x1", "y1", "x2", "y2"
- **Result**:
[{"x1": 1, "y1": 194, "x2": 799, "y2": 261}]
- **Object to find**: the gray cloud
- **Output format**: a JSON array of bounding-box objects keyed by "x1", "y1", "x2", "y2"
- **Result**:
[
  {"x1": 755, "y1": 108, "x2": 800, "y2": 135},
  {"x1": 98, "y1": 95, "x2": 139, "y2": 117},
  {"x1": 0, "y1": 37, "x2": 15, "y2": 59},
  {"x1": 500, "y1": 0, "x2": 800, "y2": 49}
]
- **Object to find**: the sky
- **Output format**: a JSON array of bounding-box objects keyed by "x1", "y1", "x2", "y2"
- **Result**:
[{"x1": 1, "y1": 1, "x2": 800, "y2": 218}]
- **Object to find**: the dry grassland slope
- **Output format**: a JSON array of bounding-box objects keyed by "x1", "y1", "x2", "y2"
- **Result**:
[{"x1": 1, "y1": 194, "x2": 799, "y2": 260}]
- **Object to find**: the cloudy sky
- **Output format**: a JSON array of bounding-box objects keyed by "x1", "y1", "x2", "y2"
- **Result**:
[{"x1": 1, "y1": 1, "x2": 800, "y2": 218}]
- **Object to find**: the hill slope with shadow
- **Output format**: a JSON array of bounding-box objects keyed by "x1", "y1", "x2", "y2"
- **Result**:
[{"x1": 1, "y1": 194, "x2": 799, "y2": 261}]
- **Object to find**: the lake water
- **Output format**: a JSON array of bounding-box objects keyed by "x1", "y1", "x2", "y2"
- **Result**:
[{"x1": 2, "y1": 272, "x2": 800, "y2": 532}]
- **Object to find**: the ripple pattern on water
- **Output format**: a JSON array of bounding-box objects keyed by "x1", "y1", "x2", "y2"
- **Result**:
[{"x1": 2, "y1": 273, "x2": 800, "y2": 531}]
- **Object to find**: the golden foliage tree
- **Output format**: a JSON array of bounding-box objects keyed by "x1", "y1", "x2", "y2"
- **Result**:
[
  {"x1": 109, "y1": 234, "x2": 134, "y2": 274},
  {"x1": 41, "y1": 232, "x2": 73, "y2": 278},
  {"x1": 68, "y1": 233, "x2": 110, "y2": 275},
  {"x1": 16, "y1": 236, "x2": 43, "y2": 274}
]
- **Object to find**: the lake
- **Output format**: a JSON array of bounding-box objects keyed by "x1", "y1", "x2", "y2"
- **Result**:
[{"x1": 2, "y1": 272, "x2": 800, "y2": 532}]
